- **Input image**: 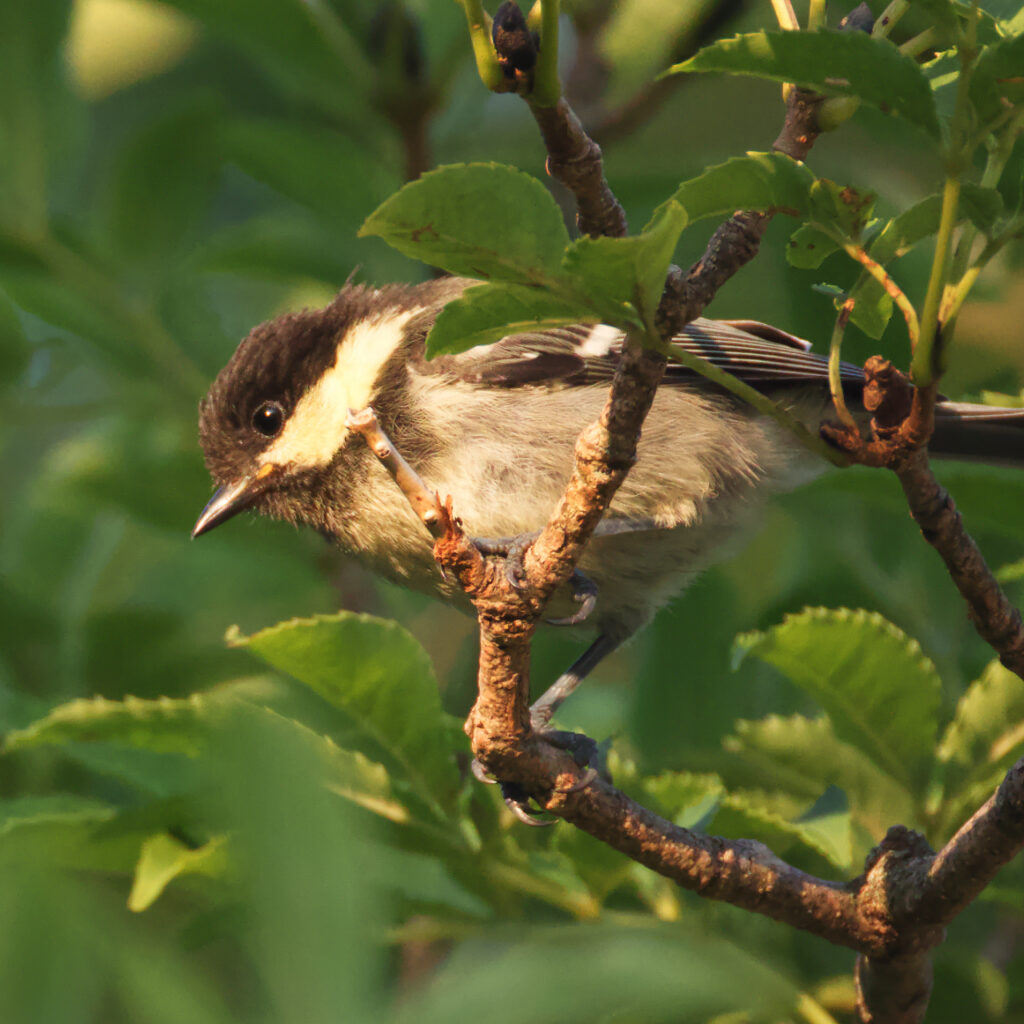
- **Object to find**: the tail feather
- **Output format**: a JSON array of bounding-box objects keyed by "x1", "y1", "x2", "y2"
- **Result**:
[{"x1": 932, "y1": 401, "x2": 1024, "y2": 467}]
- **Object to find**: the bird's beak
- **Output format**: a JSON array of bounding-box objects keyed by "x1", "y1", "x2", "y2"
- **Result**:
[{"x1": 192, "y1": 464, "x2": 278, "y2": 539}]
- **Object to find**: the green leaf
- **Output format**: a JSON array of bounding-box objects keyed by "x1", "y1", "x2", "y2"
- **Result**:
[
  {"x1": 360, "y1": 163, "x2": 571, "y2": 285},
  {"x1": 0, "y1": 794, "x2": 138, "y2": 873},
  {"x1": 128, "y1": 833, "x2": 229, "y2": 912},
  {"x1": 669, "y1": 152, "x2": 818, "y2": 224},
  {"x1": 787, "y1": 224, "x2": 840, "y2": 269},
  {"x1": 935, "y1": 660, "x2": 1024, "y2": 833},
  {"x1": 228, "y1": 612, "x2": 461, "y2": 814},
  {"x1": 426, "y1": 282, "x2": 594, "y2": 357},
  {"x1": 710, "y1": 789, "x2": 851, "y2": 873},
  {"x1": 725, "y1": 714, "x2": 917, "y2": 835},
  {"x1": 4, "y1": 694, "x2": 215, "y2": 756},
  {"x1": 563, "y1": 199, "x2": 688, "y2": 330},
  {"x1": 668, "y1": 30, "x2": 941, "y2": 139},
  {"x1": 847, "y1": 194, "x2": 944, "y2": 338},
  {"x1": 0, "y1": 794, "x2": 114, "y2": 837},
  {"x1": 734, "y1": 608, "x2": 943, "y2": 794},
  {"x1": 642, "y1": 770, "x2": 725, "y2": 830},
  {"x1": 970, "y1": 34, "x2": 1024, "y2": 124},
  {"x1": 271, "y1": 710, "x2": 412, "y2": 825},
  {"x1": 394, "y1": 923, "x2": 800, "y2": 1024},
  {"x1": 808, "y1": 178, "x2": 875, "y2": 239}
]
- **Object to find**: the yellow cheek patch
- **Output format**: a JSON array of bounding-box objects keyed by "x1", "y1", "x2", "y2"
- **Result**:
[{"x1": 258, "y1": 308, "x2": 419, "y2": 471}]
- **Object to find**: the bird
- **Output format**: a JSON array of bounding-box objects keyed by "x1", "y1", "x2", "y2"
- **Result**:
[{"x1": 193, "y1": 274, "x2": 1024, "y2": 745}]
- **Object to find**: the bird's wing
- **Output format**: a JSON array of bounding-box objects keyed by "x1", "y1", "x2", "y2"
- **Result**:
[{"x1": 426, "y1": 317, "x2": 864, "y2": 392}]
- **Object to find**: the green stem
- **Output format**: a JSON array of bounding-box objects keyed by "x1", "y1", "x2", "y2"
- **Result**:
[
  {"x1": 839, "y1": 240, "x2": 920, "y2": 348},
  {"x1": 531, "y1": 0, "x2": 562, "y2": 106},
  {"x1": 872, "y1": 0, "x2": 909, "y2": 38},
  {"x1": 459, "y1": 0, "x2": 505, "y2": 92},
  {"x1": 912, "y1": 175, "x2": 960, "y2": 385},
  {"x1": 807, "y1": 0, "x2": 826, "y2": 31},
  {"x1": 942, "y1": 217, "x2": 1024, "y2": 325},
  {"x1": 947, "y1": 107, "x2": 1024, "y2": 326},
  {"x1": 655, "y1": 334, "x2": 849, "y2": 467},
  {"x1": 899, "y1": 26, "x2": 941, "y2": 57},
  {"x1": 796, "y1": 993, "x2": 843, "y2": 1024},
  {"x1": 829, "y1": 299, "x2": 859, "y2": 432},
  {"x1": 770, "y1": 0, "x2": 800, "y2": 30}
]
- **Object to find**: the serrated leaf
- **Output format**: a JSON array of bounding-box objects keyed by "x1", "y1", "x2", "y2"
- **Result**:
[
  {"x1": 426, "y1": 282, "x2": 593, "y2": 357},
  {"x1": 128, "y1": 833, "x2": 229, "y2": 912},
  {"x1": 734, "y1": 608, "x2": 942, "y2": 793},
  {"x1": 710, "y1": 790, "x2": 851, "y2": 873},
  {"x1": 4, "y1": 694, "x2": 217, "y2": 756},
  {"x1": 360, "y1": 163, "x2": 571, "y2": 284},
  {"x1": 970, "y1": 34, "x2": 1024, "y2": 124},
  {"x1": 669, "y1": 152, "x2": 818, "y2": 224},
  {"x1": 668, "y1": 30, "x2": 941, "y2": 139},
  {"x1": 228, "y1": 612, "x2": 460, "y2": 814}
]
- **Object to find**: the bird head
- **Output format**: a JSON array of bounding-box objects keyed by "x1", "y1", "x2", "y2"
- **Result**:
[{"x1": 192, "y1": 279, "x2": 460, "y2": 539}]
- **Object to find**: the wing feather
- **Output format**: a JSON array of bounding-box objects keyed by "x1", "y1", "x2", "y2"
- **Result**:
[{"x1": 429, "y1": 316, "x2": 863, "y2": 392}]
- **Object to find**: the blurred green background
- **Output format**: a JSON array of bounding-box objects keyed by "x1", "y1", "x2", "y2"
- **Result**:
[{"x1": 2, "y1": 0, "x2": 1024, "y2": 1021}]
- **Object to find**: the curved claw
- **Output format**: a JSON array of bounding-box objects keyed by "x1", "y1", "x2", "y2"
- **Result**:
[
  {"x1": 470, "y1": 757, "x2": 499, "y2": 785},
  {"x1": 471, "y1": 532, "x2": 540, "y2": 591},
  {"x1": 546, "y1": 570, "x2": 598, "y2": 627},
  {"x1": 500, "y1": 783, "x2": 557, "y2": 827},
  {"x1": 561, "y1": 767, "x2": 599, "y2": 794}
]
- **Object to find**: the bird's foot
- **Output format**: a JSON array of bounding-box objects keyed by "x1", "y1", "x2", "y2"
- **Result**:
[
  {"x1": 545, "y1": 570, "x2": 598, "y2": 627},
  {"x1": 472, "y1": 725, "x2": 608, "y2": 826},
  {"x1": 472, "y1": 531, "x2": 540, "y2": 589},
  {"x1": 472, "y1": 535, "x2": 599, "y2": 627}
]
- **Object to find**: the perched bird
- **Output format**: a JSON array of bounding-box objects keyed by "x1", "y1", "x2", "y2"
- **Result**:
[{"x1": 194, "y1": 275, "x2": 1024, "y2": 729}]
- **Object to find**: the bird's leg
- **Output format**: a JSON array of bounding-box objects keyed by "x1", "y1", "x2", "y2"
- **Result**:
[{"x1": 530, "y1": 632, "x2": 621, "y2": 729}]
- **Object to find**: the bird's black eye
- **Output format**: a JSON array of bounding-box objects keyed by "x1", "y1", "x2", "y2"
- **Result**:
[{"x1": 252, "y1": 401, "x2": 285, "y2": 438}]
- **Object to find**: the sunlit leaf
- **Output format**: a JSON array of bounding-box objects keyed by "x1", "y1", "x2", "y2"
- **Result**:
[
  {"x1": 734, "y1": 608, "x2": 942, "y2": 794},
  {"x1": 668, "y1": 30, "x2": 941, "y2": 139},
  {"x1": 360, "y1": 163, "x2": 571, "y2": 284},
  {"x1": 229, "y1": 613, "x2": 461, "y2": 814}
]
